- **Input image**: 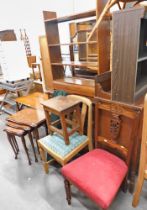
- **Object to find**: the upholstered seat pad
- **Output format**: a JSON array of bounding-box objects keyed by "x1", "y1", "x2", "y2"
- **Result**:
[
  {"x1": 61, "y1": 149, "x2": 128, "y2": 209},
  {"x1": 38, "y1": 132, "x2": 87, "y2": 157}
]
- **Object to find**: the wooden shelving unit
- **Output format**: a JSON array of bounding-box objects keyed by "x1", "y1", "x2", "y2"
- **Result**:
[
  {"x1": 112, "y1": 7, "x2": 147, "y2": 104},
  {"x1": 43, "y1": 0, "x2": 110, "y2": 97},
  {"x1": 44, "y1": 9, "x2": 96, "y2": 23}
]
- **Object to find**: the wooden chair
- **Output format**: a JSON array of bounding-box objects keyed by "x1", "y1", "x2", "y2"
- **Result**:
[
  {"x1": 27, "y1": 55, "x2": 42, "y2": 81},
  {"x1": 132, "y1": 94, "x2": 147, "y2": 207},
  {"x1": 38, "y1": 95, "x2": 93, "y2": 173},
  {"x1": 61, "y1": 97, "x2": 141, "y2": 210}
]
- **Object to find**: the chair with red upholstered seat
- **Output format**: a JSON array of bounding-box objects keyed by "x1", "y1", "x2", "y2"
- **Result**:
[{"x1": 61, "y1": 97, "x2": 141, "y2": 209}]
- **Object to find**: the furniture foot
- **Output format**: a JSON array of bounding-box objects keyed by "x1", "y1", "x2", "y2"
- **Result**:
[
  {"x1": 132, "y1": 176, "x2": 144, "y2": 207},
  {"x1": 64, "y1": 179, "x2": 71, "y2": 205},
  {"x1": 39, "y1": 147, "x2": 49, "y2": 173},
  {"x1": 21, "y1": 136, "x2": 31, "y2": 165},
  {"x1": 28, "y1": 132, "x2": 38, "y2": 162}
]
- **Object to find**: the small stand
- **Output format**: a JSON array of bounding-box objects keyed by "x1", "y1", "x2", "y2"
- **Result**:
[{"x1": 41, "y1": 96, "x2": 82, "y2": 145}]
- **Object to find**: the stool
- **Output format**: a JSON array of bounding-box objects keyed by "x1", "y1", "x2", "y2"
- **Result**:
[
  {"x1": 4, "y1": 123, "x2": 38, "y2": 165},
  {"x1": 7, "y1": 108, "x2": 48, "y2": 154},
  {"x1": 41, "y1": 96, "x2": 82, "y2": 145}
]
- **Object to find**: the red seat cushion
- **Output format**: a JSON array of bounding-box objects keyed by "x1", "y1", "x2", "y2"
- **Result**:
[{"x1": 61, "y1": 149, "x2": 128, "y2": 209}]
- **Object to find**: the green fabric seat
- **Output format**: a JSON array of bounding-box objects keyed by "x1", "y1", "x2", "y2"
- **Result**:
[{"x1": 39, "y1": 132, "x2": 87, "y2": 158}]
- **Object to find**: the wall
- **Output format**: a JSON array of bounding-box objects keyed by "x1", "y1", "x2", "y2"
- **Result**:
[{"x1": 0, "y1": 0, "x2": 96, "y2": 59}]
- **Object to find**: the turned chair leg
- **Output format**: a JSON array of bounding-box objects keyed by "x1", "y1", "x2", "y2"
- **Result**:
[
  {"x1": 132, "y1": 174, "x2": 144, "y2": 207},
  {"x1": 28, "y1": 132, "x2": 38, "y2": 162},
  {"x1": 122, "y1": 176, "x2": 128, "y2": 193},
  {"x1": 64, "y1": 179, "x2": 71, "y2": 205},
  {"x1": 21, "y1": 136, "x2": 31, "y2": 165},
  {"x1": 39, "y1": 146, "x2": 49, "y2": 173}
]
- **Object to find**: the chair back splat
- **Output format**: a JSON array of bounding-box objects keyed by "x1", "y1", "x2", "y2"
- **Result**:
[
  {"x1": 95, "y1": 97, "x2": 141, "y2": 167},
  {"x1": 67, "y1": 95, "x2": 93, "y2": 151}
]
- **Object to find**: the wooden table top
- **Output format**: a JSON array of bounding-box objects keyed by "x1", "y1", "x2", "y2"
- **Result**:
[
  {"x1": 41, "y1": 96, "x2": 81, "y2": 113},
  {"x1": 15, "y1": 92, "x2": 48, "y2": 110},
  {"x1": 7, "y1": 108, "x2": 45, "y2": 127}
]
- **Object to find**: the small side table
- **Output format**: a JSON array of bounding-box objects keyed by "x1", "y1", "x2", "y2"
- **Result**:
[
  {"x1": 7, "y1": 108, "x2": 48, "y2": 153},
  {"x1": 41, "y1": 96, "x2": 82, "y2": 145}
]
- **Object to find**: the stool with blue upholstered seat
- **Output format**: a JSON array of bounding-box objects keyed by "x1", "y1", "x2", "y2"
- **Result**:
[{"x1": 38, "y1": 95, "x2": 93, "y2": 173}]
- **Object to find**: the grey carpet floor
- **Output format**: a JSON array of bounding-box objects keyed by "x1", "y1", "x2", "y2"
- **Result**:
[{"x1": 0, "y1": 113, "x2": 147, "y2": 210}]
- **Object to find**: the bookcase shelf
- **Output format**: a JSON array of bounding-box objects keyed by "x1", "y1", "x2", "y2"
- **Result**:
[
  {"x1": 48, "y1": 41, "x2": 97, "y2": 47},
  {"x1": 44, "y1": 10, "x2": 96, "y2": 23},
  {"x1": 43, "y1": 0, "x2": 110, "y2": 96}
]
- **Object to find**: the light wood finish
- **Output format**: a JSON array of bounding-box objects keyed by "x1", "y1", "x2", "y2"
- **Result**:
[
  {"x1": 43, "y1": 2, "x2": 110, "y2": 96},
  {"x1": 39, "y1": 35, "x2": 54, "y2": 91},
  {"x1": 88, "y1": 0, "x2": 144, "y2": 41},
  {"x1": 15, "y1": 92, "x2": 48, "y2": 110},
  {"x1": 38, "y1": 95, "x2": 93, "y2": 172},
  {"x1": 7, "y1": 108, "x2": 45, "y2": 127},
  {"x1": 132, "y1": 94, "x2": 147, "y2": 207},
  {"x1": 51, "y1": 61, "x2": 98, "y2": 70},
  {"x1": 96, "y1": 0, "x2": 111, "y2": 74},
  {"x1": 53, "y1": 77, "x2": 95, "y2": 97},
  {"x1": 48, "y1": 41, "x2": 97, "y2": 47},
  {"x1": 41, "y1": 96, "x2": 82, "y2": 145}
]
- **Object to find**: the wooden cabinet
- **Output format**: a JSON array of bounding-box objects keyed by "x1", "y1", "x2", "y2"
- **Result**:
[{"x1": 112, "y1": 7, "x2": 147, "y2": 104}]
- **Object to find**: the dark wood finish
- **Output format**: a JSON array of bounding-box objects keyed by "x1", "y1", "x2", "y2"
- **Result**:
[
  {"x1": 4, "y1": 125, "x2": 38, "y2": 164},
  {"x1": 94, "y1": 97, "x2": 143, "y2": 191},
  {"x1": 6, "y1": 132, "x2": 19, "y2": 159},
  {"x1": 7, "y1": 108, "x2": 47, "y2": 154},
  {"x1": 41, "y1": 96, "x2": 82, "y2": 145},
  {"x1": 44, "y1": 11, "x2": 64, "y2": 81},
  {"x1": 0, "y1": 30, "x2": 17, "y2": 41},
  {"x1": 111, "y1": 7, "x2": 145, "y2": 103},
  {"x1": 44, "y1": 10, "x2": 96, "y2": 23},
  {"x1": 64, "y1": 179, "x2": 71, "y2": 205}
]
